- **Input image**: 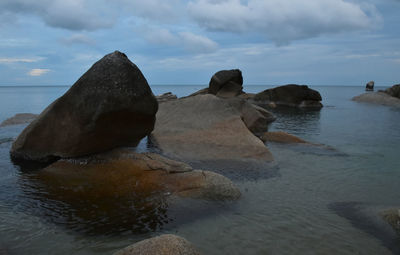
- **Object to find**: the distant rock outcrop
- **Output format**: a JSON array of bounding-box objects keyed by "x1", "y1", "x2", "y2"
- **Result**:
[
  {"x1": 156, "y1": 92, "x2": 177, "y2": 103},
  {"x1": 209, "y1": 69, "x2": 244, "y2": 98},
  {"x1": 365, "y1": 81, "x2": 374, "y2": 91},
  {"x1": 251, "y1": 84, "x2": 323, "y2": 108},
  {"x1": 114, "y1": 234, "x2": 201, "y2": 255},
  {"x1": 150, "y1": 94, "x2": 274, "y2": 162},
  {"x1": 384, "y1": 84, "x2": 400, "y2": 99},
  {"x1": 353, "y1": 84, "x2": 400, "y2": 107},
  {"x1": 0, "y1": 113, "x2": 38, "y2": 127},
  {"x1": 11, "y1": 51, "x2": 158, "y2": 163}
]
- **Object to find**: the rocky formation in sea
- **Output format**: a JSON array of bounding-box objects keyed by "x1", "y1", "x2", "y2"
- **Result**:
[
  {"x1": 352, "y1": 83, "x2": 400, "y2": 107},
  {"x1": 11, "y1": 51, "x2": 158, "y2": 163},
  {"x1": 114, "y1": 234, "x2": 201, "y2": 255},
  {"x1": 250, "y1": 84, "x2": 323, "y2": 108},
  {"x1": 150, "y1": 94, "x2": 274, "y2": 162},
  {"x1": 0, "y1": 113, "x2": 38, "y2": 127}
]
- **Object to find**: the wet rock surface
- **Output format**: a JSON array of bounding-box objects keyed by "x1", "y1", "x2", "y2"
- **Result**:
[{"x1": 114, "y1": 234, "x2": 201, "y2": 255}]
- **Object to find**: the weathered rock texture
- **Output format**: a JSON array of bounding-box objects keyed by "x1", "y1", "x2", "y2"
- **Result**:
[
  {"x1": 150, "y1": 94, "x2": 274, "y2": 162},
  {"x1": 0, "y1": 113, "x2": 38, "y2": 127},
  {"x1": 352, "y1": 92, "x2": 400, "y2": 107},
  {"x1": 209, "y1": 69, "x2": 244, "y2": 98},
  {"x1": 114, "y1": 234, "x2": 201, "y2": 255},
  {"x1": 251, "y1": 84, "x2": 323, "y2": 108},
  {"x1": 11, "y1": 51, "x2": 158, "y2": 162},
  {"x1": 39, "y1": 149, "x2": 241, "y2": 201}
]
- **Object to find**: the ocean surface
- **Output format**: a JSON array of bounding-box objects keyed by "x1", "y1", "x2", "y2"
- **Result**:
[{"x1": 0, "y1": 85, "x2": 400, "y2": 255}]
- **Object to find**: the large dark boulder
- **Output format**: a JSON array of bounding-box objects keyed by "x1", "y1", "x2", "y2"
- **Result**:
[
  {"x1": 251, "y1": 84, "x2": 323, "y2": 108},
  {"x1": 209, "y1": 69, "x2": 243, "y2": 98},
  {"x1": 11, "y1": 51, "x2": 158, "y2": 163}
]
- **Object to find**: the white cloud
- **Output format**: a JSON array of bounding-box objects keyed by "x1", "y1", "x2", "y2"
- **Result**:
[
  {"x1": 60, "y1": 34, "x2": 96, "y2": 45},
  {"x1": 0, "y1": 57, "x2": 44, "y2": 63},
  {"x1": 28, "y1": 68, "x2": 50, "y2": 76},
  {"x1": 188, "y1": 0, "x2": 382, "y2": 45},
  {"x1": 179, "y1": 32, "x2": 218, "y2": 53},
  {"x1": 140, "y1": 27, "x2": 218, "y2": 54}
]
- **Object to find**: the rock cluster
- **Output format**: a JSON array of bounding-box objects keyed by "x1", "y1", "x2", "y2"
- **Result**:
[{"x1": 353, "y1": 84, "x2": 400, "y2": 107}]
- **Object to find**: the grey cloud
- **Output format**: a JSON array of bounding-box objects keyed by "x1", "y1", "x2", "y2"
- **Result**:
[
  {"x1": 60, "y1": 34, "x2": 96, "y2": 46},
  {"x1": 188, "y1": 0, "x2": 382, "y2": 45},
  {"x1": 0, "y1": 0, "x2": 116, "y2": 31}
]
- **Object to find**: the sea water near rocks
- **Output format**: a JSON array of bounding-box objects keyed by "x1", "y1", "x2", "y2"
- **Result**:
[{"x1": 0, "y1": 85, "x2": 400, "y2": 254}]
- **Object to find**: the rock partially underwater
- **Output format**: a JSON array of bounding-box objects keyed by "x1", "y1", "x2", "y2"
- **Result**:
[
  {"x1": 11, "y1": 51, "x2": 158, "y2": 163},
  {"x1": 0, "y1": 113, "x2": 38, "y2": 127},
  {"x1": 251, "y1": 84, "x2": 323, "y2": 109},
  {"x1": 114, "y1": 234, "x2": 201, "y2": 255},
  {"x1": 38, "y1": 149, "x2": 241, "y2": 201},
  {"x1": 353, "y1": 84, "x2": 400, "y2": 107}
]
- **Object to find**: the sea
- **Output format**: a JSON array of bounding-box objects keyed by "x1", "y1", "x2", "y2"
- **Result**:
[{"x1": 0, "y1": 85, "x2": 399, "y2": 255}]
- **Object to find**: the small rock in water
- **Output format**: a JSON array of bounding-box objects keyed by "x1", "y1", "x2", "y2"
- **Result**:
[
  {"x1": 113, "y1": 234, "x2": 201, "y2": 255},
  {"x1": 365, "y1": 81, "x2": 375, "y2": 91}
]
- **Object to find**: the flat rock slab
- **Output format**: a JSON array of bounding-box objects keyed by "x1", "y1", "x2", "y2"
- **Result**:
[
  {"x1": 150, "y1": 94, "x2": 274, "y2": 162},
  {"x1": 353, "y1": 92, "x2": 400, "y2": 107},
  {"x1": 114, "y1": 234, "x2": 201, "y2": 255},
  {"x1": 38, "y1": 149, "x2": 241, "y2": 201},
  {"x1": 0, "y1": 113, "x2": 38, "y2": 127}
]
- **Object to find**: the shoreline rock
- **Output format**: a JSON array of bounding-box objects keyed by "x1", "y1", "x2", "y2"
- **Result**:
[
  {"x1": 209, "y1": 69, "x2": 243, "y2": 98},
  {"x1": 156, "y1": 92, "x2": 177, "y2": 103},
  {"x1": 11, "y1": 51, "x2": 158, "y2": 163},
  {"x1": 114, "y1": 234, "x2": 201, "y2": 255}
]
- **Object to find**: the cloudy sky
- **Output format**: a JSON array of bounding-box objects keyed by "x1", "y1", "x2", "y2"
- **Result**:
[{"x1": 0, "y1": 0, "x2": 399, "y2": 86}]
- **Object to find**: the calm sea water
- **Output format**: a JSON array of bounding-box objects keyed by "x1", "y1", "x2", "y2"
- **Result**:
[{"x1": 0, "y1": 85, "x2": 400, "y2": 254}]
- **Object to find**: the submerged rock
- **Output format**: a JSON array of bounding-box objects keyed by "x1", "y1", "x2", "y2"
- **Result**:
[
  {"x1": 260, "y1": 131, "x2": 308, "y2": 144},
  {"x1": 114, "y1": 234, "x2": 201, "y2": 255},
  {"x1": 0, "y1": 113, "x2": 38, "y2": 127},
  {"x1": 209, "y1": 69, "x2": 243, "y2": 98},
  {"x1": 381, "y1": 208, "x2": 400, "y2": 236},
  {"x1": 156, "y1": 92, "x2": 177, "y2": 103},
  {"x1": 11, "y1": 51, "x2": 158, "y2": 163},
  {"x1": 39, "y1": 149, "x2": 241, "y2": 201},
  {"x1": 366, "y1": 81, "x2": 375, "y2": 91},
  {"x1": 352, "y1": 92, "x2": 400, "y2": 107},
  {"x1": 150, "y1": 94, "x2": 274, "y2": 162},
  {"x1": 251, "y1": 84, "x2": 323, "y2": 109}
]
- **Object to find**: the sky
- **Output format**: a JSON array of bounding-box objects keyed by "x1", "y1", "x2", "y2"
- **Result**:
[{"x1": 0, "y1": 0, "x2": 399, "y2": 86}]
